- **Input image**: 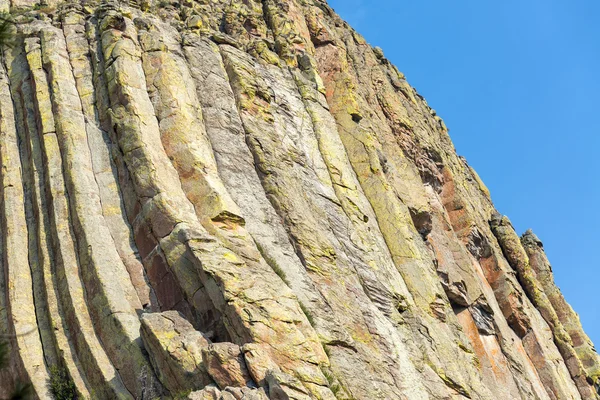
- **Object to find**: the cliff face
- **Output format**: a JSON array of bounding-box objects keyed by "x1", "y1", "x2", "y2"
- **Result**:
[{"x1": 0, "y1": 0, "x2": 597, "y2": 399}]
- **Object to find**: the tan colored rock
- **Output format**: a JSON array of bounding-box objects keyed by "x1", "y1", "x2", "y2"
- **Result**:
[
  {"x1": 241, "y1": 343, "x2": 282, "y2": 388},
  {"x1": 97, "y1": 8, "x2": 333, "y2": 398},
  {"x1": 62, "y1": 7, "x2": 157, "y2": 312},
  {"x1": 188, "y1": 385, "x2": 222, "y2": 400},
  {"x1": 141, "y1": 311, "x2": 214, "y2": 394},
  {"x1": 222, "y1": 42, "x2": 431, "y2": 400},
  {"x1": 266, "y1": 371, "x2": 312, "y2": 400},
  {"x1": 0, "y1": 50, "x2": 50, "y2": 399},
  {"x1": 19, "y1": 30, "x2": 131, "y2": 398},
  {"x1": 203, "y1": 343, "x2": 254, "y2": 389},
  {"x1": 224, "y1": 386, "x2": 269, "y2": 400},
  {"x1": 0, "y1": 1, "x2": 597, "y2": 399},
  {"x1": 523, "y1": 230, "x2": 600, "y2": 386},
  {"x1": 40, "y1": 22, "x2": 162, "y2": 397},
  {"x1": 15, "y1": 33, "x2": 90, "y2": 397},
  {"x1": 188, "y1": 385, "x2": 269, "y2": 400},
  {"x1": 492, "y1": 214, "x2": 597, "y2": 399}
]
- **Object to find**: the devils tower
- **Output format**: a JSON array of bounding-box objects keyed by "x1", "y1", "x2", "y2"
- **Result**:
[{"x1": 0, "y1": 0, "x2": 597, "y2": 399}]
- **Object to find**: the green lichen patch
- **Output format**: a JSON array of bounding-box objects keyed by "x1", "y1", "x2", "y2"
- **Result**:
[{"x1": 48, "y1": 365, "x2": 78, "y2": 400}]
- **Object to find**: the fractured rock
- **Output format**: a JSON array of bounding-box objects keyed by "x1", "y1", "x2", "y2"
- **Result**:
[
  {"x1": 0, "y1": 1, "x2": 597, "y2": 399},
  {"x1": 141, "y1": 311, "x2": 214, "y2": 394},
  {"x1": 188, "y1": 385, "x2": 269, "y2": 400},
  {"x1": 203, "y1": 343, "x2": 255, "y2": 389}
]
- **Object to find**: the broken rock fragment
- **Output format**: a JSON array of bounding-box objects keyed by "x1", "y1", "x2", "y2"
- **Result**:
[{"x1": 141, "y1": 311, "x2": 214, "y2": 394}]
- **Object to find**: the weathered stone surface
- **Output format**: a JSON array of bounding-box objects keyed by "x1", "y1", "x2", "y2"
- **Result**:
[
  {"x1": 188, "y1": 385, "x2": 222, "y2": 400},
  {"x1": 188, "y1": 385, "x2": 269, "y2": 400},
  {"x1": 0, "y1": 50, "x2": 49, "y2": 399},
  {"x1": 492, "y1": 214, "x2": 597, "y2": 399},
  {"x1": 522, "y1": 230, "x2": 600, "y2": 388},
  {"x1": 0, "y1": 1, "x2": 597, "y2": 399},
  {"x1": 202, "y1": 343, "x2": 254, "y2": 389},
  {"x1": 140, "y1": 311, "x2": 214, "y2": 394}
]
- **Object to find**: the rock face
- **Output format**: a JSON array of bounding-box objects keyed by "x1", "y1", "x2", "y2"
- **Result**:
[
  {"x1": 0, "y1": 0, "x2": 597, "y2": 399},
  {"x1": 140, "y1": 311, "x2": 214, "y2": 394}
]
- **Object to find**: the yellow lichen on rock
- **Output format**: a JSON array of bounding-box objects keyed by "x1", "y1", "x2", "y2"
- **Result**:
[{"x1": 0, "y1": 1, "x2": 596, "y2": 400}]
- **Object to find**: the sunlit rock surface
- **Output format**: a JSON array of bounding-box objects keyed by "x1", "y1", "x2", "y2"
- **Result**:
[{"x1": 0, "y1": 0, "x2": 597, "y2": 399}]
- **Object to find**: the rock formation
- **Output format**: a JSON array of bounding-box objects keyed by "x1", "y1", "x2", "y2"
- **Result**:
[{"x1": 0, "y1": 0, "x2": 597, "y2": 399}]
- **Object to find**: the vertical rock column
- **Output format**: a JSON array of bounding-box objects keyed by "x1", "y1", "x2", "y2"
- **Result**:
[
  {"x1": 301, "y1": 3, "x2": 593, "y2": 399},
  {"x1": 0, "y1": 54, "x2": 50, "y2": 399},
  {"x1": 23, "y1": 24, "x2": 133, "y2": 399},
  {"x1": 12, "y1": 36, "x2": 59, "y2": 372},
  {"x1": 97, "y1": 7, "x2": 204, "y2": 324},
  {"x1": 306, "y1": 13, "x2": 497, "y2": 400},
  {"x1": 61, "y1": 6, "x2": 156, "y2": 311},
  {"x1": 522, "y1": 230, "x2": 600, "y2": 388},
  {"x1": 329, "y1": 20, "x2": 559, "y2": 397},
  {"x1": 258, "y1": 2, "x2": 500, "y2": 398},
  {"x1": 182, "y1": 34, "x2": 346, "y2": 355},
  {"x1": 348, "y1": 35, "x2": 553, "y2": 400},
  {"x1": 221, "y1": 41, "x2": 434, "y2": 400},
  {"x1": 137, "y1": 18, "x2": 241, "y2": 224},
  {"x1": 97, "y1": 7, "x2": 335, "y2": 399},
  {"x1": 11, "y1": 32, "x2": 90, "y2": 396},
  {"x1": 492, "y1": 214, "x2": 598, "y2": 399},
  {"x1": 432, "y1": 154, "x2": 565, "y2": 399},
  {"x1": 137, "y1": 22, "x2": 335, "y2": 395},
  {"x1": 182, "y1": 35, "x2": 389, "y2": 400},
  {"x1": 39, "y1": 24, "x2": 162, "y2": 398}
]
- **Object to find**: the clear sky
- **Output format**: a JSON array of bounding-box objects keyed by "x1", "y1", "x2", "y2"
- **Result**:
[{"x1": 327, "y1": 0, "x2": 600, "y2": 346}]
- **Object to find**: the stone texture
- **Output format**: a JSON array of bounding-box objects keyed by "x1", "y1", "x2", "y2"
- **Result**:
[
  {"x1": 188, "y1": 385, "x2": 222, "y2": 400},
  {"x1": 202, "y1": 343, "x2": 254, "y2": 389},
  {"x1": 0, "y1": 1, "x2": 597, "y2": 399},
  {"x1": 140, "y1": 311, "x2": 214, "y2": 394},
  {"x1": 522, "y1": 230, "x2": 600, "y2": 388},
  {"x1": 188, "y1": 385, "x2": 269, "y2": 400}
]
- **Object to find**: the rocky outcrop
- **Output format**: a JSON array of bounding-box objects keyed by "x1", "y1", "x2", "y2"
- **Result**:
[
  {"x1": 521, "y1": 230, "x2": 600, "y2": 386},
  {"x1": 0, "y1": 0, "x2": 597, "y2": 399},
  {"x1": 188, "y1": 385, "x2": 268, "y2": 400},
  {"x1": 140, "y1": 311, "x2": 213, "y2": 394}
]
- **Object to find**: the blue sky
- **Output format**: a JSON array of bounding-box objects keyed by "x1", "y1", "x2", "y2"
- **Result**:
[{"x1": 327, "y1": 0, "x2": 600, "y2": 346}]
